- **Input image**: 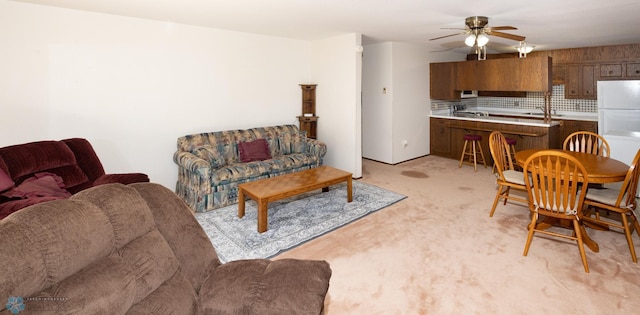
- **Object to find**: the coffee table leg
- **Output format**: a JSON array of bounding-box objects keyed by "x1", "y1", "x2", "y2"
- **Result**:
[
  {"x1": 258, "y1": 200, "x2": 268, "y2": 233},
  {"x1": 238, "y1": 188, "x2": 245, "y2": 218},
  {"x1": 347, "y1": 177, "x2": 352, "y2": 202}
]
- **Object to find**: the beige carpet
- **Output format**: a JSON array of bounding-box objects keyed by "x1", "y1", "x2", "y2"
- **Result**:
[{"x1": 275, "y1": 155, "x2": 640, "y2": 314}]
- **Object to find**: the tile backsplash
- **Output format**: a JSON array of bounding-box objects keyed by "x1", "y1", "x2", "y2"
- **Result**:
[{"x1": 431, "y1": 85, "x2": 597, "y2": 113}]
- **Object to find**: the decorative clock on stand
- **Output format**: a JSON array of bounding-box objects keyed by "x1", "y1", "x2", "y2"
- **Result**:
[{"x1": 297, "y1": 84, "x2": 318, "y2": 139}]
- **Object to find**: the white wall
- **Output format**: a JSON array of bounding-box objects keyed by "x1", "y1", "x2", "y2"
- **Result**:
[
  {"x1": 391, "y1": 42, "x2": 431, "y2": 162},
  {"x1": 362, "y1": 43, "x2": 393, "y2": 163},
  {"x1": 0, "y1": 1, "x2": 315, "y2": 189},
  {"x1": 362, "y1": 42, "x2": 465, "y2": 164},
  {"x1": 311, "y1": 34, "x2": 363, "y2": 178}
]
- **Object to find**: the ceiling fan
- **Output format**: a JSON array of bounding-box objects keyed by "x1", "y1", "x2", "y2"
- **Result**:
[{"x1": 430, "y1": 16, "x2": 526, "y2": 49}]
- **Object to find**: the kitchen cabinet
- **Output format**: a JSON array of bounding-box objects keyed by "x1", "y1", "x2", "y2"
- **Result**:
[
  {"x1": 559, "y1": 120, "x2": 598, "y2": 144},
  {"x1": 430, "y1": 118, "x2": 451, "y2": 156},
  {"x1": 429, "y1": 117, "x2": 560, "y2": 162},
  {"x1": 598, "y1": 61, "x2": 640, "y2": 80},
  {"x1": 454, "y1": 56, "x2": 552, "y2": 92},
  {"x1": 626, "y1": 62, "x2": 640, "y2": 78},
  {"x1": 477, "y1": 58, "x2": 520, "y2": 91},
  {"x1": 455, "y1": 60, "x2": 479, "y2": 91},
  {"x1": 565, "y1": 63, "x2": 597, "y2": 99},
  {"x1": 430, "y1": 62, "x2": 459, "y2": 100},
  {"x1": 552, "y1": 63, "x2": 566, "y2": 85},
  {"x1": 599, "y1": 63, "x2": 624, "y2": 79},
  {"x1": 478, "y1": 91, "x2": 527, "y2": 97}
]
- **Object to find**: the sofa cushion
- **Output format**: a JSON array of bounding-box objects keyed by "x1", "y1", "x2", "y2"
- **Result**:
[
  {"x1": 269, "y1": 153, "x2": 319, "y2": 171},
  {"x1": 0, "y1": 196, "x2": 64, "y2": 220},
  {"x1": 192, "y1": 145, "x2": 226, "y2": 168},
  {"x1": 0, "y1": 199, "x2": 115, "y2": 299},
  {"x1": 36, "y1": 255, "x2": 137, "y2": 314},
  {"x1": 238, "y1": 138, "x2": 272, "y2": 162},
  {"x1": 0, "y1": 141, "x2": 90, "y2": 192},
  {"x1": 0, "y1": 168, "x2": 13, "y2": 192},
  {"x1": 210, "y1": 162, "x2": 272, "y2": 185},
  {"x1": 120, "y1": 230, "x2": 181, "y2": 303},
  {"x1": 126, "y1": 271, "x2": 200, "y2": 315},
  {"x1": 279, "y1": 132, "x2": 307, "y2": 155},
  {"x1": 93, "y1": 173, "x2": 151, "y2": 186},
  {"x1": 130, "y1": 183, "x2": 221, "y2": 292},
  {"x1": 200, "y1": 259, "x2": 331, "y2": 315}
]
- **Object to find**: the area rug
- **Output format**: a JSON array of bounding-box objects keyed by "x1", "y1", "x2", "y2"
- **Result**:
[{"x1": 195, "y1": 181, "x2": 406, "y2": 263}]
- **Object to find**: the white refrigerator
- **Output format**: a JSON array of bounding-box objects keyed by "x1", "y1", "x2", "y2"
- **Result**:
[{"x1": 597, "y1": 80, "x2": 640, "y2": 196}]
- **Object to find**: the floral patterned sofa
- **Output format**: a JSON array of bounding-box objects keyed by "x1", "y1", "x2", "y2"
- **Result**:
[{"x1": 173, "y1": 125, "x2": 327, "y2": 212}]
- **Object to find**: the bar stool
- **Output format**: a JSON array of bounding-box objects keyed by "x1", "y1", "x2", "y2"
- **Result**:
[
  {"x1": 493, "y1": 137, "x2": 518, "y2": 173},
  {"x1": 459, "y1": 134, "x2": 487, "y2": 171}
]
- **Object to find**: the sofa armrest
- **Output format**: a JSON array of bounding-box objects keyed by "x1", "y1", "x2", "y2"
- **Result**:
[
  {"x1": 93, "y1": 173, "x2": 149, "y2": 186},
  {"x1": 305, "y1": 138, "x2": 327, "y2": 158},
  {"x1": 173, "y1": 151, "x2": 211, "y2": 178}
]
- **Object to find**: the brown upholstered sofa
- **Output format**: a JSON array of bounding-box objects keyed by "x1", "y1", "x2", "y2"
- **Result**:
[
  {"x1": 0, "y1": 138, "x2": 149, "y2": 219},
  {"x1": 0, "y1": 183, "x2": 331, "y2": 314}
]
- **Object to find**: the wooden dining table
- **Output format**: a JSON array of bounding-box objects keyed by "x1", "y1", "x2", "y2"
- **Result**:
[
  {"x1": 515, "y1": 149, "x2": 630, "y2": 184},
  {"x1": 514, "y1": 148, "x2": 630, "y2": 253}
]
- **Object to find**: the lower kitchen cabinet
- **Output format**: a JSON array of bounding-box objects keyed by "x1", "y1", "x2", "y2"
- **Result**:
[
  {"x1": 559, "y1": 119, "x2": 598, "y2": 144},
  {"x1": 429, "y1": 117, "x2": 561, "y2": 165},
  {"x1": 430, "y1": 117, "x2": 451, "y2": 156}
]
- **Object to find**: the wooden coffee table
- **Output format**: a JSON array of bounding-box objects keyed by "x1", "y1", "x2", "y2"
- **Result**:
[{"x1": 238, "y1": 166, "x2": 353, "y2": 233}]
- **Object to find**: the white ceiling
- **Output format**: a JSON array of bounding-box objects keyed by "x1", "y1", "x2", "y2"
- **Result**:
[{"x1": 13, "y1": 0, "x2": 640, "y2": 55}]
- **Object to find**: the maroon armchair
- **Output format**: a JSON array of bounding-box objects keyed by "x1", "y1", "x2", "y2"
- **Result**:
[{"x1": 0, "y1": 138, "x2": 149, "y2": 219}]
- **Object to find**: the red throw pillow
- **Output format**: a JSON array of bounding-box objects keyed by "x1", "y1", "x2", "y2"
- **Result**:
[
  {"x1": 238, "y1": 139, "x2": 272, "y2": 163},
  {"x1": 0, "y1": 168, "x2": 14, "y2": 193},
  {"x1": 1, "y1": 174, "x2": 71, "y2": 199}
]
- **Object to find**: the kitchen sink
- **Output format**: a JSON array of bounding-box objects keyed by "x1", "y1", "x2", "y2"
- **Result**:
[
  {"x1": 522, "y1": 112, "x2": 563, "y2": 117},
  {"x1": 453, "y1": 111, "x2": 489, "y2": 118}
]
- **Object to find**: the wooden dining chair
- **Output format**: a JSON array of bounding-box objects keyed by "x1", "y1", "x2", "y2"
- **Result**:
[
  {"x1": 522, "y1": 150, "x2": 591, "y2": 273},
  {"x1": 583, "y1": 149, "x2": 640, "y2": 262},
  {"x1": 488, "y1": 131, "x2": 528, "y2": 217},
  {"x1": 563, "y1": 131, "x2": 611, "y2": 157}
]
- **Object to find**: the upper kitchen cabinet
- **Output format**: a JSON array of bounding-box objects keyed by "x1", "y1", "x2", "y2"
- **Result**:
[
  {"x1": 455, "y1": 60, "x2": 478, "y2": 91},
  {"x1": 477, "y1": 58, "x2": 521, "y2": 91},
  {"x1": 552, "y1": 63, "x2": 566, "y2": 85},
  {"x1": 460, "y1": 56, "x2": 552, "y2": 92},
  {"x1": 430, "y1": 62, "x2": 459, "y2": 100},
  {"x1": 627, "y1": 62, "x2": 640, "y2": 78},
  {"x1": 565, "y1": 63, "x2": 597, "y2": 99},
  {"x1": 598, "y1": 61, "x2": 640, "y2": 80},
  {"x1": 429, "y1": 56, "x2": 552, "y2": 99}
]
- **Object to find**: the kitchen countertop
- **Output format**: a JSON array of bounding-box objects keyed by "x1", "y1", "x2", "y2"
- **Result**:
[{"x1": 430, "y1": 107, "x2": 597, "y2": 127}]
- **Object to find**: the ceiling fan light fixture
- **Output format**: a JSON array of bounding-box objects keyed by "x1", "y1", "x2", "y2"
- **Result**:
[
  {"x1": 517, "y1": 46, "x2": 534, "y2": 54},
  {"x1": 464, "y1": 34, "x2": 476, "y2": 47},
  {"x1": 476, "y1": 34, "x2": 489, "y2": 47},
  {"x1": 516, "y1": 41, "x2": 534, "y2": 57}
]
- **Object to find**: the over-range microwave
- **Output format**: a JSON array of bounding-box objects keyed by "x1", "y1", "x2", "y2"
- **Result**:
[{"x1": 460, "y1": 90, "x2": 478, "y2": 98}]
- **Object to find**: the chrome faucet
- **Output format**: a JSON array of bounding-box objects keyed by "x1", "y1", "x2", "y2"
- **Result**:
[{"x1": 535, "y1": 106, "x2": 545, "y2": 113}]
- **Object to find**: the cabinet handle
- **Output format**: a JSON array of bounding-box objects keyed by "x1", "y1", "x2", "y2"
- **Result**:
[
  {"x1": 636, "y1": 70, "x2": 640, "y2": 74},
  {"x1": 609, "y1": 70, "x2": 613, "y2": 75}
]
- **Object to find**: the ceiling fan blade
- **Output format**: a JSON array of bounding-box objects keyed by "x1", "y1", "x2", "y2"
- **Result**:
[
  {"x1": 429, "y1": 32, "x2": 466, "y2": 41},
  {"x1": 487, "y1": 30, "x2": 526, "y2": 42},
  {"x1": 487, "y1": 26, "x2": 517, "y2": 31}
]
